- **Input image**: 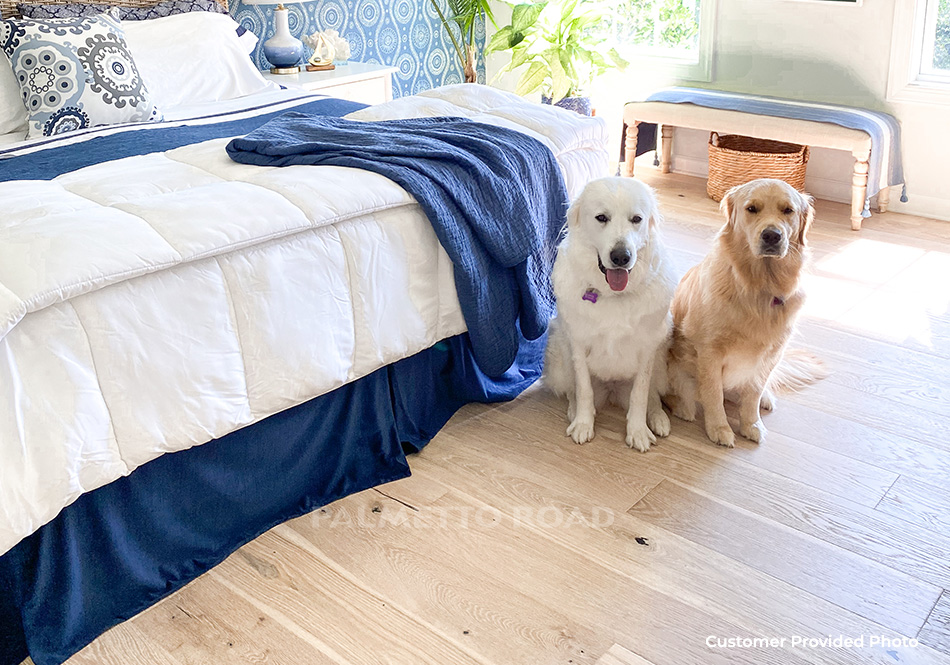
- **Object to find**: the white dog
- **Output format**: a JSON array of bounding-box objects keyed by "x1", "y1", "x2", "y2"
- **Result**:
[{"x1": 544, "y1": 177, "x2": 677, "y2": 452}]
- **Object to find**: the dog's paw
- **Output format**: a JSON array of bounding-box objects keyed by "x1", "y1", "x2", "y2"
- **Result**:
[
  {"x1": 760, "y1": 389, "x2": 776, "y2": 412},
  {"x1": 740, "y1": 420, "x2": 767, "y2": 443},
  {"x1": 625, "y1": 424, "x2": 656, "y2": 453},
  {"x1": 567, "y1": 416, "x2": 595, "y2": 444},
  {"x1": 705, "y1": 422, "x2": 736, "y2": 448},
  {"x1": 647, "y1": 408, "x2": 671, "y2": 438}
]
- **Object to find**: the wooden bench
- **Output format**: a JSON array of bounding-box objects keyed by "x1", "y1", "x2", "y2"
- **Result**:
[{"x1": 622, "y1": 101, "x2": 882, "y2": 230}]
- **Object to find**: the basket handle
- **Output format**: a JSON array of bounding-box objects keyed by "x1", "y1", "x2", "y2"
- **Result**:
[
  {"x1": 802, "y1": 145, "x2": 810, "y2": 164},
  {"x1": 710, "y1": 131, "x2": 720, "y2": 147}
]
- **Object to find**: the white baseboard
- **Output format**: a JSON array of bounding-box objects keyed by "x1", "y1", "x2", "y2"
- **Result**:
[{"x1": 886, "y1": 192, "x2": 950, "y2": 222}]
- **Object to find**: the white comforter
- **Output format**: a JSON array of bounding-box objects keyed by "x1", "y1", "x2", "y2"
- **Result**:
[{"x1": 0, "y1": 84, "x2": 609, "y2": 555}]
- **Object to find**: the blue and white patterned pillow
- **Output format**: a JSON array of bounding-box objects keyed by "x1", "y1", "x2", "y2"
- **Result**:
[
  {"x1": 120, "y1": 0, "x2": 227, "y2": 19},
  {"x1": 14, "y1": 2, "x2": 111, "y2": 19},
  {"x1": 16, "y1": 0, "x2": 227, "y2": 20},
  {"x1": 16, "y1": 1, "x2": 256, "y2": 52},
  {"x1": 1, "y1": 10, "x2": 161, "y2": 137}
]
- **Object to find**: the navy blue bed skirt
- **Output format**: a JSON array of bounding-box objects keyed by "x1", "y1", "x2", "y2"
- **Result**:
[{"x1": 0, "y1": 332, "x2": 544, "y2": 665}]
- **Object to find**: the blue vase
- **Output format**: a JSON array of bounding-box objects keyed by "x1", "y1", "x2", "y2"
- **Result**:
[
  {"x1": 541, "y1": 94, "x2": 593, "y2": 116},
  {"x1": 262, "y1": 6, "x2": 303, "y2": 71}
]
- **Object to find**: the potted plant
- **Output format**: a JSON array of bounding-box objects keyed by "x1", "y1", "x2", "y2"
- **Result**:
[
  {"x1": 486, "y1": 0, "x2": 629, "y2": 115},
  {"x1": 430, "y1": 0, "x2": 497, "y2": 83}
]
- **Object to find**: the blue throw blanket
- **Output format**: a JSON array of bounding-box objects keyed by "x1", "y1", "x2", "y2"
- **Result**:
[{"x1": 227, "y1": 113, "x2": 569, "y2": 377}]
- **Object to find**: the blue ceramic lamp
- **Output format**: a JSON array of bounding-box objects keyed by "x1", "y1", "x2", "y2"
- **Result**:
[{"x1": 244, "y1": 0, "x2": 306, "y2": 74}]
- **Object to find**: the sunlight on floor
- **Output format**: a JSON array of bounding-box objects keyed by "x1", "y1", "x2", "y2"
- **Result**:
[
  {"x1": 813, "y1": 238, "x2": 925, "y2": 286},
  {"x1": 810, "y1": 239, "x2": 950, "y2": 350}
]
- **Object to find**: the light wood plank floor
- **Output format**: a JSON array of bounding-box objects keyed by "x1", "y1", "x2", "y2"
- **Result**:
[{"x1": 51, "y1": 169, "x2": 950, "y2": 665}]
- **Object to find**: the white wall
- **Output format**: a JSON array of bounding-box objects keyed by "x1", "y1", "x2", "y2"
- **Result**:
[{"x1": 486, "y1": 0, "x2": 950, "y2": 221}]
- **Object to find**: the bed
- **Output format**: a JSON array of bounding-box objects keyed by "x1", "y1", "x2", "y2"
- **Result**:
[{"x1": 0, "y1": 5, "x2": 610, "y2": 664}]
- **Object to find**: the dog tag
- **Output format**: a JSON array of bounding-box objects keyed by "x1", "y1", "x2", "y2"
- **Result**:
[{"x1": 582, "y1": 288, "x2": 599, "y2": 303}]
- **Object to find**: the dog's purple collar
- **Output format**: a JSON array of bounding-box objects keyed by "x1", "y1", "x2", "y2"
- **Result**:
[
  {"x1": 583, "y1": 288, "x2": 599, "y2": 303},
  {"x1": 772, "y1": 296, "x2": 785, "y2": 307}
]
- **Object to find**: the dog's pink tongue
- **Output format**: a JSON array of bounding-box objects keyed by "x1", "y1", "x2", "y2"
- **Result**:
[{"x1": 605, "y1": 269, "x2": 629, "y2": 292}]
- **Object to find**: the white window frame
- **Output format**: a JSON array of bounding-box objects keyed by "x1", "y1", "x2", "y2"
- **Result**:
[
  {"x1": 614, "y1": 0, "x2": 718, "y2": 82},
  {"x1": 887, "y1": 0, "x2": 950, "y2": 105}
]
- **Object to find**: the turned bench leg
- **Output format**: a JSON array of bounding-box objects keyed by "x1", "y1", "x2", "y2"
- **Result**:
[
  {"x1": 850, "y1": 158, "x2": 869, "y2": 231},
  {"x1": 878, "y1": 186, "x2": 890, "y2": 213},
  {"x1": 660, "y1": 125, "x2": 674, "y2": 174},
  {"x1": 623, "y1": 121, "x2": 640, "y2": 177}
]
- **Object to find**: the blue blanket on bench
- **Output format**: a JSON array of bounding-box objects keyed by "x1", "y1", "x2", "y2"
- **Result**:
[
  {"x1": 644, "y1": 87, "x2": 906, "y2": 215},
  {"x1": 227, "y1": 112, "x2": 569, "y2": 376}
]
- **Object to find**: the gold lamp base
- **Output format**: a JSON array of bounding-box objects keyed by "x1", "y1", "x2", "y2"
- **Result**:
[{"x1": 270, "y1": 65, "x2": 301, "y2": 75}]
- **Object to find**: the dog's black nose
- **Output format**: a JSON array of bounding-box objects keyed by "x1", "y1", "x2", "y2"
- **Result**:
[
  {"x1": 761, "y1": 228, "x2": 783, "y2": 246},
  {"x1": 609, "y1": 246, "x2": 632, "y2": 268}
]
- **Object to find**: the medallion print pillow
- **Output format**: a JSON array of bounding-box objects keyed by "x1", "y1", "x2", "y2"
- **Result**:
[
  {"x1": 16, "y1": 0, "x2": 228, "y2": 21},
  {"x1": 0, "y1": 10, "x2": 161, "y2": 138}
]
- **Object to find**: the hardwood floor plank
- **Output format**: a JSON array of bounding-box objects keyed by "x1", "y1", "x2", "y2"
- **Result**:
[
  {"x1": 919, "y1": 592, "x2": 950, "y2": 656},
  {"x1": 755, "y1": 396, "x2": 950, "y2": 488},
  {"x1": 413, "y1": 490, "x2": 816, "y2": 665},
  {"x1": 287, "y1": 490, "x2": 611, "y2": 665},
  {"x1": 659, "y1": 411, "x2": 898, "y2": 509},
  {"x1": 374, "y1": 471, "x2": 451, "y2": 509},
  {"x1": 481, "y1": 384, "x2": 895, "y2": 508},
  {"x1": 414, "y1": 417, "x2": 941, "y2": 654},
  {"x1": 796, "y1": 335, "x2": 950, "y2": 419},
  {"x1": 781, "y1": 381, "x2": 950, "y2": 455},
  {"x1": 68, "y1": 623, "x2": 185, "y2": 665},
  {"x1": 837, "y1": 286, "x2": 950, "y2": 359},
  {"x1": 128, "y1": 576, "x2": 339, "y2": 665},
  {"x1": 212, "y1": 507, "x2": 491, "y2": 665},
  {"x1": 796, "y1": 319, "x2": 950, "y2": 389},
  {"x1": 877, "y1": 476, "x2": 950, "y2": 534},
  {"x1": 627, "y1": 478, "x2": 937, "y2": 638},
  {"x1": 481, "y1": 391, "x2": 950, "y2": 591},
  {"x1": 595, "y1": 644, "x2": 657, "y2": 665}
]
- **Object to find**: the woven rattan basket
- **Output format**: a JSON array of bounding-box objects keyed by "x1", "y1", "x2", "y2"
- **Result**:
[{"x1": 706, "y1": 132, "x2": 809, "y2": 201}]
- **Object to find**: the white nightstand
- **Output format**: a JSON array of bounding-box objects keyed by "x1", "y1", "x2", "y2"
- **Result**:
[{"x1": 264, "y1": 62, "x2": 397, "y2": 106}]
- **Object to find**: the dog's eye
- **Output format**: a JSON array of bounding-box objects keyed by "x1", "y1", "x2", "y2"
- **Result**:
[
  {"x1": 746, "y1": 205, "x2": 758, "y2": 214},
  {"x1": 630, "y1": 215, "x2": 642, "y2": 224},
  {"x1": 783, "y1": 207, "x2": 794, "y2": 215},
  {"x1": 595, "y1": 214, "x2": 609, "y2": 223}
]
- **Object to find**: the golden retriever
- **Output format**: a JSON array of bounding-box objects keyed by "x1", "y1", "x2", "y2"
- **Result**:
[{"x1": 665, "y1": 178, "x2": 822, "y2": 447}]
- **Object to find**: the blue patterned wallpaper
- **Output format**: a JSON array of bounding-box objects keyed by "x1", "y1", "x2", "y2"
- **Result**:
[{"x1": 230, "y1": 0, "x2": 485, "y2": 97}]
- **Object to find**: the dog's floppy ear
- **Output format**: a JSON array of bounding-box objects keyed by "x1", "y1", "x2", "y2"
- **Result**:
[
  {"x1": 566, "y1": 200, "x2": 581, "y2": 229},
  {"x1": 647, "y1": 185, "x2": 662, "y2": 229},
  {"x1": 720, "y1": 184, "x2": 742, "y2": 231},
  {"x1": 797, "y1": 192, "x2": 815, "y2": 247}
]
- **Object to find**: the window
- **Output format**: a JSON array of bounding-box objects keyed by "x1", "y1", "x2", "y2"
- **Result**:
[
  {"x1": 888, "y1": 0, "x2": 950, "y2": 103},
  {"x1": 602, "y1": 0, "x2": 716, "y2": 81},
  {"x1": 919, "y1": 0, "x2": 950, "y2": 81}
]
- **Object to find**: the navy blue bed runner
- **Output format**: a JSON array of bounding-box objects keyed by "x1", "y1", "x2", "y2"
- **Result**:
[
  {"x1": 0, "y1": 331, "x2": 545, "y2": 665},
  {"x1": 0, "y1": 97, "x2": 366, "y2": 182},
  {"x1": 226, "y1": 112, "x2": 569, "y2": 377}
]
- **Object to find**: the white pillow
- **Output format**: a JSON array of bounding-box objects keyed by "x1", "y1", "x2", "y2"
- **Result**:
[
  {"x1": 123, "y1": 12, "x2": 276, "y2": 110},
  {"x1": 0, "y1": 50, "x2": 29, "y2": 135}
]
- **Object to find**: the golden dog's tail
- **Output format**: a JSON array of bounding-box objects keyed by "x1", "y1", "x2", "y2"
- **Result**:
[{"x1": 767, "y1": 348, "x2": 828, "y2": 394}]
